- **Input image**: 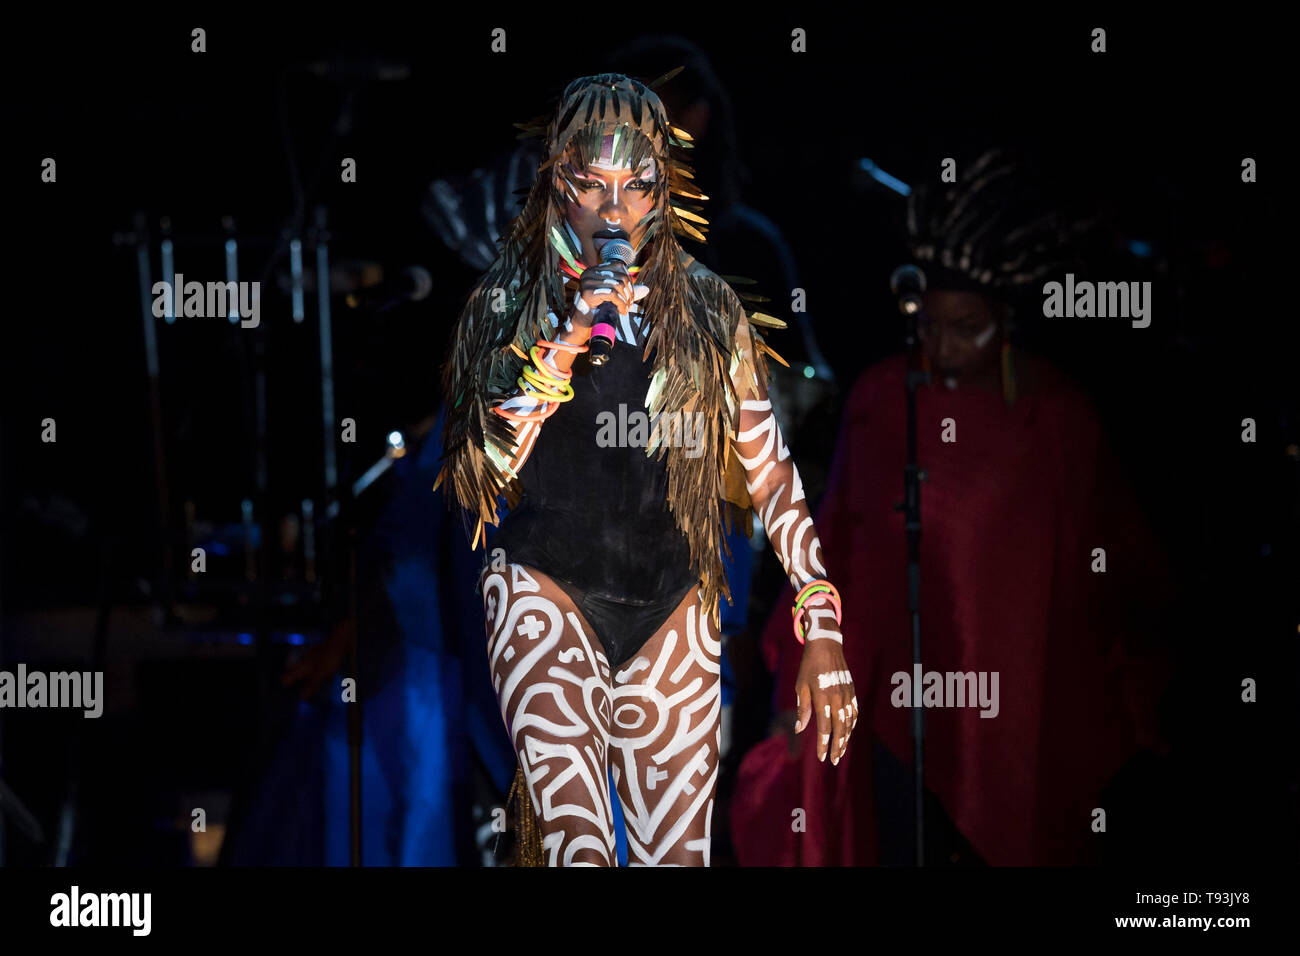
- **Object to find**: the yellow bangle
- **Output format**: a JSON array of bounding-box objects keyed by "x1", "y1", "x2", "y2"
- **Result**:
[
  {"x1": 519, "y1": 366, "x2": 572, "y2": 401},
  {"x1": 514, "y1": 343, "x2": 578, "y2": 402}
]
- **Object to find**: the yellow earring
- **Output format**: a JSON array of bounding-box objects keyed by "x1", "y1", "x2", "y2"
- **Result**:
[{"x1": 1000, "y1": 338, "x2": 1017, "y2": 406}]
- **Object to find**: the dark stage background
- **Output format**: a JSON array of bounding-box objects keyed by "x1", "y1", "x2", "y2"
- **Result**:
[{"x1": 1, "y1": 10, "x2": 1294, "y2": 871}]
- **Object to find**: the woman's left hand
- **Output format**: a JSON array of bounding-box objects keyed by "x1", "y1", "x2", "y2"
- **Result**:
[{"x1": 793, "y1": 618, "x2": 857, "y2": 766}]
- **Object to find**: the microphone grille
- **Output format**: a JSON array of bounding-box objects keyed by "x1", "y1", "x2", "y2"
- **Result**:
[{"x1": 601, "y1": 238, "x2": 636, "y2": 266}]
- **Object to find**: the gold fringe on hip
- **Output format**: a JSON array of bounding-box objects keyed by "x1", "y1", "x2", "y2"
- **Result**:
[{"x1": 507, "y1": 764, "x2": 545, "y2": 866}]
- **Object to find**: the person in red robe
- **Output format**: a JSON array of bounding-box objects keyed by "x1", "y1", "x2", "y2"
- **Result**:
[{"x1": 730, "y1": 150, "x2": 1173, "y2": 866}]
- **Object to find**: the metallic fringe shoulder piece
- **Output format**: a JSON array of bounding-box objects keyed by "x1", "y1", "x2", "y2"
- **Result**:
[
  {"x1": 642, "y1": 256, "x2": 785, "y2": 629},
  {"x1": 432, "y1": 159, "x2": 573, "y2": 552},
  {"x1": 717, "y1": 272, "x2": 789, "y2": 545}
]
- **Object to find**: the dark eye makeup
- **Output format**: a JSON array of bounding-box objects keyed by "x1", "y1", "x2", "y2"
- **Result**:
[{"x1": 574, "y1": 176, "x2": 656, "y2": 192}]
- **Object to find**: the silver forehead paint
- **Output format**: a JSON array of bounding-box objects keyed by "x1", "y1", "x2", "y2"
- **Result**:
[{"x1": 588, "y1": 131, "x2": 657, "y2": 175}]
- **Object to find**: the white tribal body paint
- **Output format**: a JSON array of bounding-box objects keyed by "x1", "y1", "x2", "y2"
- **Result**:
[
  {"x1": 484, "y1": 564, "x2": 720, "y2": 865},
  {"x1": 728, "y1": 321, "x2": 838, "y2": 643},
  {"x1": 728, "y1": 311, "x2": 856, "y2": 764},
  {"x1": 484, "y1": 564, "x2": 617, "y2": 865},
  {"x1": 608, "y1": 586, "x2": 720, "y2": 866},
  {"x1": 817, "y1": 669, "x2": 852, "y2": 689}
]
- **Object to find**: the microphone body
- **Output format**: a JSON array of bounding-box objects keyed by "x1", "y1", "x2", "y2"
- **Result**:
[{"x1": 586, "y1": 238, "x2": 636, "y2": 367}]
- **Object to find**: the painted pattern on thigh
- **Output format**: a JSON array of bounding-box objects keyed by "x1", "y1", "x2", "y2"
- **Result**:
[
  {"x1": 482, "y1": 562, "x2": 617, "y2": 866},
  {"x1": 608, "y1": 584, "x2": 721, "y2": 866}
]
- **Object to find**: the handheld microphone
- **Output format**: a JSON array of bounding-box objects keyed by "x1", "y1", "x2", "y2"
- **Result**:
[{"x1": 587, "y1": 237, "x2": 636, "y2": 367}]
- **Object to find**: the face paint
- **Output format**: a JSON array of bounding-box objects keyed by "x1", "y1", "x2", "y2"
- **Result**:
[
  {"x1": 972, "y1": 322, "x2": 997, "y2": 349},
  {"x1": 920, "y1": 290, "x2": 1006, "y2": 385},
  {"x1": 560, "y1": 136, "x2": 658, "y2": 267},
  {"x1": 562, "y1": 220, "x2": 584, "y2": 257}
]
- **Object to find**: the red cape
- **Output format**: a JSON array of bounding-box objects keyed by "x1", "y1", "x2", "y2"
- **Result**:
[{"x1": 731, "y1": 353, "x2": 1171, "y2": 865}]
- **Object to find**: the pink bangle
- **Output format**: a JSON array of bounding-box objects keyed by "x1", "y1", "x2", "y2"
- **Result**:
[
  {"x1": 791, "y1": 580, "x2": 842, "y2": 644},
  {"x1": 792, "y1": 598, "x2": 842, "y2": 643},
  {"x1": 794, "y1": 579, "x2": 841, "y2": 608}
]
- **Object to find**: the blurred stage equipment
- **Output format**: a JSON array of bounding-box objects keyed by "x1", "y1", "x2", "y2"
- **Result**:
[{"x1": 101, "y1": 54, "x2": 419, "y2": 867}]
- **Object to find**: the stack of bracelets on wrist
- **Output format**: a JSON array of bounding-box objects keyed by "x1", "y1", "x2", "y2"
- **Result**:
[
  {"x1": 792, "y1": 579, "x2": 842, "y2": 644},
  {"x1": 490, "y1": 339, "x2": 589, "y2": 423}
]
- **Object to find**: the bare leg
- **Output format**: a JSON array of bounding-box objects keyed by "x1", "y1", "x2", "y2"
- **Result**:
[
  {"x1": 608, "y1": 583, "x2": 721, "y2": 866},
  {"x1": 482, "y1": 562, "x2": 616, "y2": 866}
]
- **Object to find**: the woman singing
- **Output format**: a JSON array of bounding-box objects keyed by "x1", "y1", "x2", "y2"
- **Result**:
[{"x1": 436, "y1": 71, "x2": 853, "y2": 866}]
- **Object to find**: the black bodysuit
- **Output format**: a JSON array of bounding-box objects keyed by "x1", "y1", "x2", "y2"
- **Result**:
[{"x1": 489, "y1": 326, "x2": 700, "y2": 670}]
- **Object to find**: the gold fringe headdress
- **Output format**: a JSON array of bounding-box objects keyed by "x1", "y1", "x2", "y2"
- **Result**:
[{"x1": 434, "y1": 69, "x2": 784, "y2": 629}]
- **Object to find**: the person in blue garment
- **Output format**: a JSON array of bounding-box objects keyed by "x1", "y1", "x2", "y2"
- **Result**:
[{"x1": 259, "y1": 405, "x2": 516, "y2": 865}]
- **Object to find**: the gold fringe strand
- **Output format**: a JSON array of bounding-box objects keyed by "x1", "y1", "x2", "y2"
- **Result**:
[{"x1": 507, "y1": 764, "x2": 544, "y2": 866}]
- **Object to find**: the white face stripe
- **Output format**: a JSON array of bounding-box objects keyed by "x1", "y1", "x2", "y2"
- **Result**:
[
  {"x1": 569, "y1": 149, "x2": 656, "y2": 245},
  {"x1": 596, "y1": 131, "x2": 617, "y2": 168}
]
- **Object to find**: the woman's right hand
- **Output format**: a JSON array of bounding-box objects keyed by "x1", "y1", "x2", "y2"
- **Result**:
[{"x1": 567, "y1": 259, "x2": 647, "y2": 339}]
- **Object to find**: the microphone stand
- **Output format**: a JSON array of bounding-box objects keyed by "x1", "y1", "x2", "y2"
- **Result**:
[
  {"x1": 893, "y1": 273, "x2": 929, "y2": 866},
  {"x1": 317, "y1": 432, "x2": 411, "y2": 866}
]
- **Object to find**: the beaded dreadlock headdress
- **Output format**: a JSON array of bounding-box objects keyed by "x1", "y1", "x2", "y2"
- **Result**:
[
  {"x1": 904, "y1": 148, "x2": 1099, "y2": 405},
  {"x1": 905, "y1": 147, "x2": 1095, "y2": 298},
  {"x1": 434, "y1": 69, "x2": 783, "y2": 627}
]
